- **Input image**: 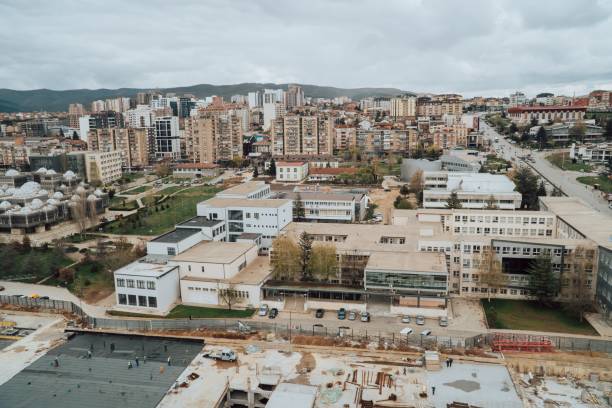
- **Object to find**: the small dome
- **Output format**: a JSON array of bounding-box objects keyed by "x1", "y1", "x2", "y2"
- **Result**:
[
  {"x1": 94, "y1": 189, "x2": 104, "y2": 197},
  {"x1": 52, "y1": 191, "x2": 64, "y2": 199},
  {"x1": 71, "y1": 194, "x2": 81, "y2": 201},
  {"x1": 36, "y1": 167, "x2": 48, "y2": 174},
  {"x1": 0, "y1": 201, "x2": 12, "y2": 210},
  {"x1": 64, "y1": 170, "x2": 76, "y2": 179},
  {"x1": 30, "y1": 198, "x2": 44, "y2": 209},
  {"x1": 38, "y1": 189, "x2": 49, "y2": 197},
  {"x1": 1, "y1": 184, "x2": 8, "y2": 190},
  {"x1": 19, "y1": 206, "x2": 32, "y2": 214},
  {"x1": 46, "y1": 169, "x2": 57, "y2": 175},
  {"x1": 19, "y1": 181, "x2": 41, "y2": 194},
  {"x1": 6, "y1": 187, "x2": 16, "y2": 195},
  {"x1": 75, "y1": 186, "x2": 86, "y2": 194},
  {"x1": 5, "y1": 169, "x2": 19, "y2": 177},
  {"x1": 87, "y1": 194, "x2": 97, "y2": 201},
  {"x1": 47, "y1": 198, "x2": 60, "y2": 206}
]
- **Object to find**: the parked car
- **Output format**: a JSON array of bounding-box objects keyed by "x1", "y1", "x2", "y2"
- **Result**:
[
  {"x1": 415, "y1": 315, "x2": 425, "y2": 325},
  {"x1": 348, "y1": 310, "x2": 357, "y2": 321},
  {"x1": 360, "y1": 312, "x2": 371, "y2": 322},
  {"x1": 401, "y1": 315, "x2": 411, "y2": 324},
  {"x1": 0, "y1": 285, "x2": 4, "y2": 291},
  {"x1": 315, "y1": 309, "x2": 325, "y2": 318},
  {"x1": 258, "y1": 304, "x2": 269, "y2": 317},
  {"x1": 421, "y1": 329, "x2": 432, "y2": 336},
  {"x1": 438, "y1": 316, "x2": 448, "y2": 327},
  {"x1": 40, "y1": 296, "x2": 49, "y2": 300},
  {"x1": 337, "y1": 308, "x2": 346, "y2": 320},
  {"x1": 268, "y1": 308, "x2": 278, "y2": 319},
  {"x1": 400, "y1": 327, "x2": 413, "y2": 335}
]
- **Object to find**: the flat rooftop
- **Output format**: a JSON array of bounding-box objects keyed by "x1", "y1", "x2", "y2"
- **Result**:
[
  {"x1": 176, "y1": 216, "x2": 223, "y2": 228},
  {"x1": 150, "y1": 227, "x2": 200, "y2": 243},
  {"x1": 366, "y1": 251, "x2": 447, "y2": 274},
  {"x1": 182, "y1": 254, "x2": 272, "y2": 285},
  {"x1": 540, "y1": 196, "x2": 612, "y2": 249},
  {"x1": 200, "y1": 197, "x2": 291, "y2": 209},
  {"x1": 171, "y1": 241, "x2": 255, "y2": 264},
  {"x1": 216, "y1": 181, "x2": 268, "y2": 197},
  {"x1": 279, "y1": 191, "x2": 358, "y2": 202},
  {"x1": 267, "y1": 383, "x2": 318, "y2": 408},
  {"x1": 444, "y1": 172, "x2": 518, "y2": 193},
  {"x1": 114, "y1": 259, "x2": 177, "y2": 278},
  {"x1": 0, "y1": 333, "x2": 203, "y2": 408}
]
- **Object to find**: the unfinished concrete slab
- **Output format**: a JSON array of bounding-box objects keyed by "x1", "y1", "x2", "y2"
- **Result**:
[{"x1": 0, "y1": 333, "x2": 203, "y2": 408}]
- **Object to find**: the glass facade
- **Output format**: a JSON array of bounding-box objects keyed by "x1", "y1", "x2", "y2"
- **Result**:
[
  {"x1": 597, "y1": 246, "x2": 612, "y2": 321},
  {"x1": 365, "y1": 270, "x2": 447, "y2": 292}
]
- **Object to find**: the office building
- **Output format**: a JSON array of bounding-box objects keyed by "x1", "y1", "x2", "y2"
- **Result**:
[{"x1": 154, "y1": 116, "x2": 181, "y2": 160}]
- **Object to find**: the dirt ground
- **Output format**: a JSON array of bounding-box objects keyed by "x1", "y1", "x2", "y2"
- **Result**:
[{"x1": 369, "y1": 188, "x2": 398, "y2": 224}]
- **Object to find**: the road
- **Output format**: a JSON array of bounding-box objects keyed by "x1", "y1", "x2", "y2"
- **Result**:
[{"x1": 480, "y1": 120, "x2": 611, "y2": 214}]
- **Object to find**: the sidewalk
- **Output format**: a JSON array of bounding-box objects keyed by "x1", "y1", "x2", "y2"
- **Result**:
[{"x1": 584, "y1": 313, "x2": 612, "y2": 338}]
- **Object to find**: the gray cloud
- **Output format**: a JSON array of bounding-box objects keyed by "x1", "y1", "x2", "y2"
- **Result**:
[{"x1": 0, "y1": 0, "x2": 611, "y2": 96}]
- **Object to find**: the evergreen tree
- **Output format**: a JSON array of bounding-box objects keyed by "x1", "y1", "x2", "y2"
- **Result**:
[
  {"x1": 527, "y1": 255, "x2": 559, "y2": 305},
  {"x1": 268, "y1": 159, "x2": 276, "y2": 177},
  {"x1": 399, "y1": 184, "x2": 410, "y2": 196},
  {"x1": 536, "y1": 126, "x2": 547, "y2": 149},
  {"x1": 514, "y1": 167, "x2": 539, "y2": 209},
  {"x1": 445, "y1": 191, "x2": 462, "y2": 209},
  {"x1": 537, "y1": 180, "x2": 547, "y2": 197},
  {"x1": 293, "y1": 192, "x2": 305, "y2": 221},
  {"x1": 298, "y1": 232, "x2": 313, "y2": 280}
]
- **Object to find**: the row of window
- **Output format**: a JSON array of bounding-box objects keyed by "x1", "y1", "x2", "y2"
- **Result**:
[
  {"x1": 453, "y1": 215, "x2": 552, "y2": 225},
  {"x1": 118, "y1": 293, "x2": 157, "y2": 308},
  {"x1": 185, "y1": 286, "x2": 251, "y2": 298},
  {"x1": 453, "y1": 226, "x2": 552, "y2": 237},
  {"x1": 116, "y1": 278, "x2": 155, "y2": 290}
]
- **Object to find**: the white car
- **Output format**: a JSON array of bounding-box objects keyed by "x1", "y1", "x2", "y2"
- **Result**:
[
  {"x1": 421, "y1": 329, "x2": 432, "y2": 336},
  {"x1": 415, "y1": 315, "x2": 425, "y2": 325},
  {"x1": 401, "y1": 315, "x2": 411, "y2": 324},
  {"x1": 400, "y1": 327, "x2": 413, "y2": 335},
  {"x1": 258, "y1": 304, "x2": 269, "y2": 317}
]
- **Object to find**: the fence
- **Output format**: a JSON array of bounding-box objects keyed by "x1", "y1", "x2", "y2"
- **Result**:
[{"x1": 2, "y1": 294, "x2": 612, "y2": 353}]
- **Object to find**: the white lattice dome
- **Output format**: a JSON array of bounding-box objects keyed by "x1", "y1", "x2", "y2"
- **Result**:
[
  {"x1": 64, "y1": 170, "x2": 76, "y2": 179},
  {"x1": 0, "y1": 201, "x2": 12, "y2": 210},
  {"x1": 36, "y1": 167, "x2": 48, "y2": 174},
  {"x1": 5, "y1": 169, "x2": 19, "y2": 177},
  {"x1": 46, "y1": 169, "x2": 57, "y2": 175},
  {"x1": 52, "y1": 191, "x2": 64, "y2": 199},
  {"x1": 30, "y1": 198, "x2": 44, "y2": 209}
]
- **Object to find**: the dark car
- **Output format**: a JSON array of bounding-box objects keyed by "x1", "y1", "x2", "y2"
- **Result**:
[
  {"x1": 268, "y1": 308, "x2": 278, "y2": 319},
  {"x1": 315, "y1": 308, "x2": 325, "y2": 318},
  {"x1": 337, "y1": 308, "x2": 346, "y2": 320}
]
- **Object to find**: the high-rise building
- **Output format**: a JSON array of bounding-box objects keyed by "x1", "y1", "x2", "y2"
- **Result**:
[
  {"x1": 273, "y1": 115, "x2": 333, "y2": 156},
  {"x1": 248, "y1": 91, "x2": 263, "y2": 109},
  {"x1": 125, "y1": 105, "x2": 153, "y2": 128},
  {"x1": 68, "y1": 103, "x2": 85, "y2": 128},
  {"x1": 184, "y1": 112, "x2": 243, "y2": 164},
  {"x1": 285, "y1": 84, "x2": 305, "y2": 109},
  {"x1": 509, "y1": 91, "x2": 527, "y2": 107},
  {"x1": 154, "y1": 116, "x2": 181, "y2": 160},
  {"x1": 390, "y1": 95, "x2": 417, "y2": 119},
  {"x1": 262, "y1": 89, "x2": 285, "y2": 130}
]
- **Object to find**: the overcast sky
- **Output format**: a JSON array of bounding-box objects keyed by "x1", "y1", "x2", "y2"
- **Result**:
[{"x1": 1, "y1": 0, "x2": 612, "y2": 97}]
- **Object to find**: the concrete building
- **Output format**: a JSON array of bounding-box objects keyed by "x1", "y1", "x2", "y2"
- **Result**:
[
  {"x1": 400, "y1": 154, "x2": 481, "y2": 182},
  {"x1": 216, "y1": 181, "x2": 271, "y2": 199},
  {"x1": 154, "y1": 116, "x2": 181, "y2": 160},
  {"x1": 307, "y1": 167, "x2": 359, "y2": 182},
  {"x1": 114, "y1": 259, "x2": 180, "y2": 314},
  {"x1": 543, "y1": 123, "x2": 604, "y2": 145},
  {"x1": 422, "y1": 172, "x2": 521, "y2": 209},
  {"x1": 262, "y1": 89, "x2": 285, "y2": 130},
  {"x1": 507, "y1": 105, "x2": 586, "y2": 125},
  {"x1": 509, "y1": 91, "x2": 527, "y2": 107},
  {"x1": 172, "y1": 163, "x2": 221, "y2": 178},
  {"x1": 196, "y1": 196, "x2": 293, "y2": 250},
  {"x1": 276, "y1": 161, "x2": 308, "y2": 182},
  {"x1": 285, "y1": 84, "x2": 305, "y2": 109},
  {"x1": 184, "y1": 112, "x2": 243, "y2": 164},
  {"x1": 570, "y1": 142, "x2": 611, "y2": 164},
  {"x1": 390, "y1": 95, "x2": 417, "y2": 119},
  {"x1": 334, "y1": 125, "x2": 357, "y2": 151},
  {"x1": 276, "y1": 190, "x2": 368, "y2": 223},
  {"x1": 84, "y1": 150, "x2": 122, "y2": 185}
]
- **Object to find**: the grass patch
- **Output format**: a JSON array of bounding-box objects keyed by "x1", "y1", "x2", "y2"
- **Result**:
[
  {"x1": 122, "y1": 185, "x2": 152, "y2": 195},
  {"x1": 576, "y1": 175, "x2": 612, "y2": 194},
  {"x1": 482, "y1": 299, "x2": 597, "y2": 336},
  {"x1": 108, "y1": 305, "x2": 254, "y2": 319},
  {"x1": 65, "y1": 234, "x2": 98, "y2": 243},
  {"x1": 547, "y1": 152, "x2": 593, "y2": 172},
  {"x1": 158, "y1": 185, "x2": 188, "y2": 196},
  {"x1": 482, "y1": 155, "x2": 511, "y2": 174},
  {"x1": 0, "y1": 245, "x2": 72, "y2": 282},
  {"x1": 100, "y1": 186, "x2": 221, "y2": 235},
  {"x1": 377, "y1": 162, "x2": 401, "y2": 176},
  {"x1": 109, "y1": 196, "x2": 139, "y2": 211}
]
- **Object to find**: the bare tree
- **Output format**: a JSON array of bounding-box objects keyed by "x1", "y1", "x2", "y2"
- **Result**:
[
  {"x1": 270, "y1": 235, "x2": 301, "y2": 280},
  {"x1": 563, "y1": 245, "x2": 594, "y2": 322},
  {"x1": 478, "y1": 246, "x2": 507, "y2": 301},
  {"x1": 308, "y1": 243, "x2": 338, "y2": 282},
  {"x1": 218, "y1": 283, "x2": 239, "y2": 310}
]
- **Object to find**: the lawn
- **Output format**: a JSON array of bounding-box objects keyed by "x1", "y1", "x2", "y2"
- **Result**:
[
  {"x1": 482, "y1": 155, "x2": 511, "y2": 173},
  {"x1": 45, "y1": 261, "x2": 115, "y2": 303},
  {"x1": 101, "y1": 185, "x2": 220, "y2": 235},
  {"x1": 157, "y1": 185, "x2": 188, "y2": 196},
  {"x1": 547, "y1": 152, "x2": 593, "y2": 172},
  {"x1": 482, "y1": 299, "x2": 597, "y2": 336},
  {"x1": 119, "y1": 172, "x2": 145, "y2": 184},
  {"x1": 0, "y1": 245, "x2": 73, "y2": 282},
  {"x1": 109, "y1": 196, "x2": 139, "y2": 211},
  {"x1": 108, "y1": 305, "x2": 254, "y2": 319},
  {"x1": 576, "y1": 175, "x2": 612, "y2": 194},
  {"x1": 122, "y1": 185, "x2": 152, "y2": 195}
]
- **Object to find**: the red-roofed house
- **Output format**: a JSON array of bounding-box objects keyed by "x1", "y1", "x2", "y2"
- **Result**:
[{"x1": 507, "y1": 105, "x2": 586, "y2": 124}]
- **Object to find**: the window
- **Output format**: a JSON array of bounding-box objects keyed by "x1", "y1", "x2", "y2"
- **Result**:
[
  {"x1": 201, "y1": 266, "x2": 205, "y2": 272},
  {"x1": 138, "y1": 295, "x2": 147, "y2": 306},
  {"x1": 116, "y1": 278, "x2": 125, "y2": 287},
  {"x1": 167, "y1": 247, "x2": 176, "y2": 256},
  {"x1": 147, "y1": 281, "x2": 155, "y2": 290},
  {"x1": 128, "y1": 294, "x2": 137, "y2": 306},
  {"x1": 137, "y1": 280, "x2": 145, "y2": 289},
  {"x1": 127, "y1": 279, "x2": 135, "y2": 288},
  {"x1": 118, "y1": 294, "x2": 127, "y2": 305},
  {"x1": 148, "y1": 297, "x2": 157, "y2": 308}
]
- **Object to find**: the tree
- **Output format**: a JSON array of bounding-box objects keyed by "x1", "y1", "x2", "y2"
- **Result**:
[
  {"x1": 298, "y1": 232, "x2": 313, "y2": 279},
  {"x1": 445, "y1": 191, "x2": 462, "y2": 209},
  {"x1": 508, "y1": 122, "x2": 518, "y2": 135},
  {"x1": 605, "y1": 119, "x2": 612, "y2": 141},
  {"x1": 570, "y1": 120, "x2": 586, "y2": 144},
  {"x1": 293, "y1": 193, "x2": 305, "y2": 221},
  {"x1": 484, "y1": 195, "x2": 498, "y2": 210},
  {"x1": 267, "y1": 159, "x2": 277, "y2": 177},
  {"x1": 551, "y1": 186, "x2": 563, "y2": 197},
  {"x1": 270, "y1": 236, "x2": 301, "y2": 280},
  {"x1": 409, "y1": 169, "x2": 424, "y2": 207},
  {"x1": 536, "y1": 126, "x2": 547, "y2": 149},
  {"x1": 365, "y1": 202, "x2": 378, "y2": 220},
  {"x1": 399, "y1": 184, "x2": 410, "y2": 196},
  {"x1": 218, "y1": 283, "x2": 239, "y2": 310},
  {"x1": 394, "y1": 195, "x2": 414, "y2": 209},
  {"x1": 513, "y1": 167, "x2": 540, "y2": 210},
  {"x1": 154, "y1": 162, "x2": 171, "y2": 178},
  {"x1": 527, "y1": 255, "x2": 559, "y2": 305},
  {"x1": 253, "y1": 166, "x2": 259, "y2": 178},
  {"x1": 478, "y1": 246, "x2": 507, "y2": 301},
  {"x1": 562, "y1": 246, "x2": 594, "y2": 322},
  {"x1": 308, "y1": 243, "x2": 338, "y2": 282},
  {"x1": 537, "y1": 180, "x2": 547, "y2": 197}
]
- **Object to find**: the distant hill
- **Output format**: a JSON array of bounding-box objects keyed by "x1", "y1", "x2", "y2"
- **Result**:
[{"x1": 0, "y1": 83, "x2": 413, "y2": 112}]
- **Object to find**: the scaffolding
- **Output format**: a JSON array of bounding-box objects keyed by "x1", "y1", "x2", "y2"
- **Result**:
[{"x1": 491, "y1": 334, "x2": 555, "y2": 353}]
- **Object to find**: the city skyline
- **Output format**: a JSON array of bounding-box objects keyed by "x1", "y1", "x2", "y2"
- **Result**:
[{"x1": 1, "y1": 0, "x2": 611, "y2": 97}]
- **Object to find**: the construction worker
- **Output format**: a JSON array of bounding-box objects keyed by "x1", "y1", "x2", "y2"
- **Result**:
[
  {"x1": 143, "y1": 355, "x2": 147, "y2": 364},
  {"x1": 135, "y1": 357, "x2": 139, "y2": 367},
  {"x1": 87, "y1": 350, "x2": 92, "y2": 359},
  {"x1": 128, "y1": 361, "x2": 133, "y2": 369},
  {"x1": 431, "y1": 386, "x2": 436, "y2": 396},
  {"x1": 167, "y1": 356, "x2": 172, "y2": 366}
]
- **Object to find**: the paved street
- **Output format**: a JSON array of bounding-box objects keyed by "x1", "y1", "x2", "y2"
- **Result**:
[{"x1": 480, "y1": 120, "x2": 611, "y2": 214}]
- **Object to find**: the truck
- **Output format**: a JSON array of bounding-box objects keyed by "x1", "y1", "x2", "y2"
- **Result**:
[{"x1": 203, "y1": 348, "x2": 237, "y2": 362}]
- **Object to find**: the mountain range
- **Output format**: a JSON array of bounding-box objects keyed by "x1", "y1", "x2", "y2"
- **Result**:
[{"x1": 0, "y1": 83, "x2": 413, "y2": 113}]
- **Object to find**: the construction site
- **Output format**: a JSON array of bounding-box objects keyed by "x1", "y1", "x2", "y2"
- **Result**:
[{"x1": 0, "y1": 309, "x2": 611, "y2": 408}]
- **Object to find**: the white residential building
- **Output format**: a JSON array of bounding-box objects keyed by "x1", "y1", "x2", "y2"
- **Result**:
[
  {"x1": 114, "y1": 260, "x2": 180, "y2": 314},
  {"x1": 196, "y1": 197, "x2": 293, "y2": 250},
  {"x1": 263, "y1": 89, "x2": 285, "y2": 130},
  {"x1": 125, "y1": 105, "x2": 153, "y2": 128},
  {"x1": 84, "y1": 150, "x2": 122, "y2": 185},
  {"x1": 570, "y1": 142, "x2": 611, "y2": 164},
  {"x1": 145, "y1": 217, "x2": 226, "y2": 256},
  {"x1": 276, "y1": 161, "x2": 308, "y2": 182},
  {"x1": 279, "y1": 191, "x2": 368, "y2": 223},
  {"x1": 216, "y1": 181, "x2": 271, "y2": 199},
  {"x1": 422, "y1": 172, "x2": 522, "y2": 209}
]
